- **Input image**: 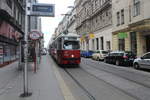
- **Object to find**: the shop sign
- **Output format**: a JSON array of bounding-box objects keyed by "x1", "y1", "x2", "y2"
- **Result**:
[
  {"x1": 89, "y1": 33, "x2": 95, "y2": 39},
  {"x1": 118, "y1": 32, "x2": 127, "y2": 39}
]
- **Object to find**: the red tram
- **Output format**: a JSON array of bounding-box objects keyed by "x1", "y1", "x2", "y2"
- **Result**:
[{"x1": 49, "y1": 33, "x2": 81, "y2": 65}]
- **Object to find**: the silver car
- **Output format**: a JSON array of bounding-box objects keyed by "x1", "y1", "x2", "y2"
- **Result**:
[{"x1": 133, "y1": 52, "x2": 150, "y2": 69}]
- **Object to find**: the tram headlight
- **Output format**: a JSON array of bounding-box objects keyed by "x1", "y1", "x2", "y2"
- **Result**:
[{"x1": 71, "y1": 55, "x2": 74, "y2": 58}]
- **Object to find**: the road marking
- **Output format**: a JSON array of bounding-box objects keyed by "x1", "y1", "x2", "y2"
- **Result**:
[{"x1": 52, "y1": 64, "x2": 76, "y2": 100}]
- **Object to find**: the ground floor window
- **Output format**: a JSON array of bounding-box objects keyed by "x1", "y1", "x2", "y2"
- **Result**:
[
  {"x1": 0, "y1": 44, "x2": 4, "y2": 65},
  {"x1": 92, "y1": 39, "x2": 94, "y2": 50},
  {"x1": 0, "y1": 42, "x2": 19, "y2": 66},
  {"x1": 100, "y1": 37, "x2": 104, "y2": 50},
  {"x1": 106, "y1": 41, "x2": 111, "y2": 50},
  {"x1": 96, "y1": 38, "x2": 99, "y2": 50},
  {"x1": 118, "y1": 39, "x2": 125, "y2": 51},
  {"x1": 130, "y1": 32, "x2": 137, "y2": 54},
  {"x1": 146, "y1": 35, "x2": 150, "y2": 52}
]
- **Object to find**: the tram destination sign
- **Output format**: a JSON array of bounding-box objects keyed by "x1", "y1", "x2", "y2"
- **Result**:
[{"x1": 30, "y1": 3, "x2": 55, "y2": 17}]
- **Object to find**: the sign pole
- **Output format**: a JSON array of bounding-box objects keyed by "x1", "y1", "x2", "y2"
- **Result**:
[
  {"x1": 20, "y1": 1, "x2": 32, "y2": 97},
  {"x1": 20, "y1": 2, "x2": 55, "y2": 97}
]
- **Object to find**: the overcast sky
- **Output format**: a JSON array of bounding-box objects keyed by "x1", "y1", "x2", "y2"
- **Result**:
[{"x1": 38, "y1": 0, "x2": 74, "y2": 48}]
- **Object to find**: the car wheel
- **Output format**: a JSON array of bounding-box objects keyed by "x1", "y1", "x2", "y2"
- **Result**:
[
  {"x1": 97, "y1": 57, "x2": 99, "y2": 61},
  {"x1": 116, "y1": 60, "x2": 120, "y2": 66},
  {"x1": 134, "y1": 63, "x2": 140, "y2": 69}
]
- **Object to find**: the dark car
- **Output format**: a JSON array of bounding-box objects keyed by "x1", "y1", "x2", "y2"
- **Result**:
[{"x1": 104, "y1": 51, "x2": 136, "y2": 66}]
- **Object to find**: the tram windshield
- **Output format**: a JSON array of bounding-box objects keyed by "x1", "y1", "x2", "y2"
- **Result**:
[{"x1": 63, "y1": 41, "x2": 80, "y2": 50}]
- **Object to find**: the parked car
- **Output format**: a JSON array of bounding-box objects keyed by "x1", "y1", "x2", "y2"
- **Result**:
[
  {"x1": 104, "y1": 51, "x2": 136, "y2": 66},
  {"x1": 82, "y1": 50, "x2": 94, "y2": 58},
  {"x1": 133, "y1": 52, "x2": 150, "y2": 69},
  {"x1": 92, "y1": 50, "x2": 108, "y2": 61},
  {"x1": 80, "y1": 50, "x2": 85, "y2": 57}
]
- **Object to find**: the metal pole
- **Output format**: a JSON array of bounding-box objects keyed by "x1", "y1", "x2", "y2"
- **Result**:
[
  {"x1": 18, "y1": 41, "x2": 22, "y2": 70},
  {"x1": 20, "y1": 0, "x2": 32, "y2": 97}
]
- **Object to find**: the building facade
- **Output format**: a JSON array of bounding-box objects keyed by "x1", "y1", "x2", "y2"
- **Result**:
[
  {"x1": 112, "y1": 0, "x2": 150, "y2": 56},
  {"x1": 75, "y1": 0, "x2": 113, "y2": 51},
  {"x1": 0, "y1": 0, "x2": 25, "y2": 67}
]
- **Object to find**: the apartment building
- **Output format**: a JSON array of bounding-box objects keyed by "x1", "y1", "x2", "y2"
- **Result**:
[
  {"x1": 0, "y1": 0, "x2": 25, "y2": 67},
  {"x1": 112, "y1": 0, "x2": 150, "y2": 56},
  {"x1": 67, "y1": 8, "x2": 77, "y2": 34},
  {"x1": 75, "y1": 0, "x2": 113, "y2": 51}
]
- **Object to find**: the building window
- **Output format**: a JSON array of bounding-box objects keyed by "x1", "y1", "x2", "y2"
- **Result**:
[
  {"x1": 121, "y1": 9, "x2": 124, "y2": 24},
  {"x1": 6, "y1": 0, "x2": 12, "y2": 9},
  {"x1": 118, "y1": 39, "x2": 125, "y2": 51},
  {"x1": 95, "y1": 0, "x2": 98, "y2": 9},
  {"x1": 117, "y1": 12, "x2": 120, "y2": 26},
  {"x1": 133, "y1": 0, "x2": 140, "y2": 16}
]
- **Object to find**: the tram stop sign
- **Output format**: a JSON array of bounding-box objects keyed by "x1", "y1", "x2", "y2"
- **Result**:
[
  {"x1": 29, "y1": 31, "x2": 41, "y2": 40},
  {"x1": 30, "y1": 3, "x2": 55, "y2": 17}
]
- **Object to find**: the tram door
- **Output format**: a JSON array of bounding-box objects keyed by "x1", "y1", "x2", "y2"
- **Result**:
[{"x1": 146, "y1": 36, "x2": 150, "y2": 52}]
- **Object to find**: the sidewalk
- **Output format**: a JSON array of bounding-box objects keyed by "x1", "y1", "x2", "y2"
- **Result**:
[{"x1": 0, "y1": 56, "x2": 65, "y2": 100}]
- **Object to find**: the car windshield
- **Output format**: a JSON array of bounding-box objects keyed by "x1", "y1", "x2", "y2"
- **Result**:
[{"x1": 63, "y1": 41, "x2": 80, "y2": 50}]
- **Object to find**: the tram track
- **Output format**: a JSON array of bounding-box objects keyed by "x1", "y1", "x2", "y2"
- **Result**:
[
  {"x1": 80, "y1": 58, "x2": 150, "y2": 100},
  {"x1": 82, "y1": 59, "x2": 150, "y2": 90},
  {"x1": 64, "y1": 68, "x2": 96, "y2": 100},
  {"x1": 63, "y1": 66, "x2": 137, "y2": 100},
  {"x1": 78, "y1": 65, "x2": 139, "y2": 100}
]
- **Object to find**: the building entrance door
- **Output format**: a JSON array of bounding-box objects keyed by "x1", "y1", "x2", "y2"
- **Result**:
[{"x1": 146, "y1": 36, "x2": 150, "y2": 52}]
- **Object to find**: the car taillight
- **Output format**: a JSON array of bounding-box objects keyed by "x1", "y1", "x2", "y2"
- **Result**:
[{"x1": 123, "y1": 56, "x2": 128, "y2": 59}]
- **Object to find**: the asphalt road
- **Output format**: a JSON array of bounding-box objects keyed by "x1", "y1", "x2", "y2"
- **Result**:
[{"x1": 52, "y1": 57, "x2": 150, "y2": 100}]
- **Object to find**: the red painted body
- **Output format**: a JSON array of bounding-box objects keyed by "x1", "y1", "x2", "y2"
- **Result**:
[{"x1": 54, "y1": 50, "x2": 80, "y2": 65}]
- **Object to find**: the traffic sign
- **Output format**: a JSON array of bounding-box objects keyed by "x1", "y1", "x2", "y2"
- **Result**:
[
  {"x1": 30, "y1": 3, "x2": 55, "y2": 17},
  {"x1": 29, "y1": 31, "x2": 41, "y2": 40}
]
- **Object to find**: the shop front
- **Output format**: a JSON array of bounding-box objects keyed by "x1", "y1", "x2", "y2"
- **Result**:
[
  {"x1": 112, "y1": 19, "x2": 150, "y2": 57},
  {"x1": 0, "y1": 20, "x2": 21, "y2": 67}
]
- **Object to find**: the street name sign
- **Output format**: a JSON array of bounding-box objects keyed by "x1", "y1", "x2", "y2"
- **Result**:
[{"x1": 30, "y1": 3, "x2": 55, "y2": 17}]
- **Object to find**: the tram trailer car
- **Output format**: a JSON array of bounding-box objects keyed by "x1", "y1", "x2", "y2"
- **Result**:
[{"x1": 50, "y1": 33, "x2": 81, "y2": 65}]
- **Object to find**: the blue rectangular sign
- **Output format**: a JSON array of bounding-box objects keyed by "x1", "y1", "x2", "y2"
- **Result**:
[{"x1": 30, "y1": 3, "x2": 55, "y2": 17}]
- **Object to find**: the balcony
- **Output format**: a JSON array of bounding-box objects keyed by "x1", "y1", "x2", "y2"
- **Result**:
[{"x1": 91, "y1": 0, "x2": 112, "y2": 18}]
